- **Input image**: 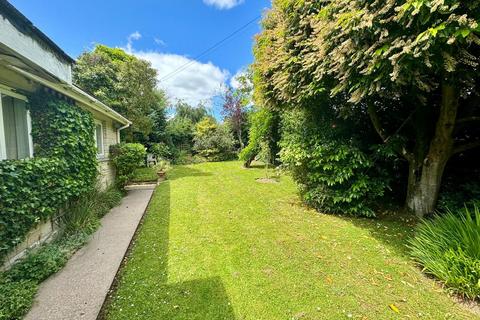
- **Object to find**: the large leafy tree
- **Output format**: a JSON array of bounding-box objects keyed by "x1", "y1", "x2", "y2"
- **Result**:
[
  {"x1": 254, "y1": 0, "x2": 480, "y2": 217},
  {"x1": 221, "y1": 70, "x2": 252, "y2": 149},
  {"x1": 74, "y1": 45, "x2": 168, "y2": 142}
]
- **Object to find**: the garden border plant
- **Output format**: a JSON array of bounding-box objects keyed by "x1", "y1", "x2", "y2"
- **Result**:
[{"x1": 409, "y1": 205, "x2": 480, "y2": 300}]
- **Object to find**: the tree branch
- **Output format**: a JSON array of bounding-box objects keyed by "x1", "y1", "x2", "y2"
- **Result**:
[
  {"x1": 367, "y1": 103, "x2": 387, "y2": 142},
  {"x1": 367, "y1": 103, "x2": 414, "y2": 162},
  {"x1": 453, "y1": 140, "x2": 480, "y2": 154}
]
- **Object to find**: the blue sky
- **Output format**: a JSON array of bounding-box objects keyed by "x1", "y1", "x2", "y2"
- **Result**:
[{"x1": 9, "y1": 0, "x2": 270, "y2": 110}]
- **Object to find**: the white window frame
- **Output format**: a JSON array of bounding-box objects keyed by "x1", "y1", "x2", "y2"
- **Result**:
[
  {"x1": 0, "y1": 88, "x2": 33, "y2": 160},
  {"x1": 94, "y1": 120, "x2": 104, "y2": 158}
]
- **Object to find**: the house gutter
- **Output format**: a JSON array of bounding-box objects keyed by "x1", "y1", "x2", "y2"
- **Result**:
[
  {"x1": 117, "y1": 123, "x2": 130, "y2": 143},
  {"x1": 7, "y1": 65, "x2": 132, "y2": 127}
]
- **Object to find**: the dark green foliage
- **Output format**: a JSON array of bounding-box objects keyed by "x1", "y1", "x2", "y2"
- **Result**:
[
  {"x1": 0, "y1": 280, "x2": 37, "y2": 320},
  {"x1": 166, "y1": 117, "x2": 195, "y2": 152},
  {"x1": 409, "y1": 206, "x2": 480, "y2": 300},
  {"x1": 438, "y1": 181, "x2": 480, "y2": 212},
  {"x1": 193, "y1": 125, "x2": 236, "y2": 162},
  {"x1": 95, "y1": 186, "x2": 123, "y2": 217},
  {"x1": 280, "y1": 108, "x2": 388, "y2": 217},
  {"x1": 239, "y1": 107, "x2": 280, "y2": 166},
  {"x1": 163, "y1": 102, "x2": 214, "y2": 162},
  {"x1": 5, "y1": 245, "x2": 68, "y2": 284},
  {"x1": 150, "y1": 142, "x2": 172, "y2": 160},
  {"x1": 110, "y1": 143, "x2": 147, "y2": 187},
  {"x1": 254, "y1": 0, "x2": 480, "y2": 218},
  {"x1": 0, "y1": 91, "x2": 97, "y2": 261},
  {"x1": 29, "y1": 92, "x2": 97, "y2": 188},
  {"x1": 74, "y1": 45, "x2": 168, "y2": 142}
]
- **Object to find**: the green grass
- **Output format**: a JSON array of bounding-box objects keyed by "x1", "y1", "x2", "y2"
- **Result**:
[
  {"x1": 131, "y1": 166, "x2": 158, "y2": 182},
  {"x1": 105, "y1": 161, "x2": 477, "y2": 320}
]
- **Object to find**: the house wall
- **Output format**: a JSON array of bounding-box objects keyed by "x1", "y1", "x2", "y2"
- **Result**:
[
  {"x1": 90, "y1": 109, "x2": 120, "y2": 190},
  {"x1": 0, "y1": 15, "x2": 72, "y2": 83},
  {"x1": 1, "y1": 219, "x2": 57, "y2": 270}
]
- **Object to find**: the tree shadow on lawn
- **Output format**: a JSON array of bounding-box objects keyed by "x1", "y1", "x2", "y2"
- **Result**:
[
  {"x1": 103, "y1": 179, "x2": 235, "y2": 320},
  {"x1": 339, "y1": 211, "x2": 417, "y2": 257},
  {"x1": 152, "y1": 277, "x2": 236, "y2": 320}
]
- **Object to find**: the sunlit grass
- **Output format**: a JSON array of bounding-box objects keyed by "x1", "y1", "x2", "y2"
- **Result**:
[{"x1": 105, "y1": 161, "x2": 476, "y2": 319}]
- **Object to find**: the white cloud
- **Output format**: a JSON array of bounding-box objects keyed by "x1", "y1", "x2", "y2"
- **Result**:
[
  {"x1": 126, "y1": 31, "x2": 142, "y2": 52},
  {"x1": 230, "y1": 69, "x2": 245, "y2": 89},
  {"x1": 123, "y1": 33, "x2": 229, "y2": 107},
  {"x1": 203, "y1": 0, "x2": 244, "y2": 10},
  {"x1": 154, "y1": 37, "x2": 166, "y2": 47},
  {"x1": 134, "y1": 51, "x2": 229, "y2": 107}
]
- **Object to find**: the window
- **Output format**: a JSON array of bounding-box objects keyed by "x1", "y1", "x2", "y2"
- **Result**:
[
  {"x1": 0, "y1": 93, "x2": 33, "y2": 160},
  {"x1": 94, "y1": 121, "x2": 104, "y2": 156}
]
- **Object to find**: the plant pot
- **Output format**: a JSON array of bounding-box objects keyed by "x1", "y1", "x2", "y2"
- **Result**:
[{"x1": 157, "y1": 170, "x2": 167, "y2": 182}]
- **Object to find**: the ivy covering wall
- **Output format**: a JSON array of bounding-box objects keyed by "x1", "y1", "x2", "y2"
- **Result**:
[{"x1": 0, "y1": 90, "x2": 97, "y2": 261}]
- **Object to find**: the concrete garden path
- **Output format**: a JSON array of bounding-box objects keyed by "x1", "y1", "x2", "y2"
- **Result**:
[{"x1": 25, "y1": 187, "x2": 155, "y2": 320}]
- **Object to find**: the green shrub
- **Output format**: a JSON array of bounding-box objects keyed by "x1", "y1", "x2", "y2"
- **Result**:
[
  {"x1": 173, "y1": 149, "x2": 193, "y2": 165},
  {"x1": 5, "y1": 245, "x2": 67, "y2": 284},
  {"x1": 193, "y1": 125, "x2": 236, "y2": 162},
  {"x1": 280, "y1": 108, "x2": 387, "y2": 217},
  {"x1": 0, "y1": 280, "x2": 37, "y2": 320},
  {"x1": 0, "y1": 91, "x2": 97, "y2": 262},
  {"x1": 94, "y1": 186, "x2": 123, "y2": 217},
  {"x1": 110, "y1": 143, "x2": 147, "y2": 187},
  {"x1": 409, "y1": 206, "x2": 480, "y2": 300},
  {"x1": 150, "y1": 142, "x2": 172, "y2": 160}
]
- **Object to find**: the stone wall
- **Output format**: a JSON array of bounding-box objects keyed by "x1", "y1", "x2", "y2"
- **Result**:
[{"x1": 2, "y1": 219, "x2": 57, "y2": 270}]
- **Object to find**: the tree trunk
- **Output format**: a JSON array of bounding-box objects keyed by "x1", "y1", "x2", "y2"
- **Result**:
[
  {"x1": 405, "y1": 83, "x2": 458, "y2": 218},
  {"x1": 237, "y1": 127, "x2": 244, "y2": 150}
]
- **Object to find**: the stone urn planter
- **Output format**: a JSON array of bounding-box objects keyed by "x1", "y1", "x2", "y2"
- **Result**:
[{"x1": 157, "y1": 170, "x2": 167, "y2": 183}]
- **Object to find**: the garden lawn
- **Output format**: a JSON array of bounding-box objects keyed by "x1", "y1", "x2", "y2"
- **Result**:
[
  {"x1": 131, "y1": 166, "x2": 158, "y2": 183},
  {"x1": 105, "y1": 161, "x2": 477, "y2": 320}
]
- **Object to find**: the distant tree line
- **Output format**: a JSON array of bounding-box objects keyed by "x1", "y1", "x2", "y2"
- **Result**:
[{"x1": 73, "y1": 45, "x2": 251, "y2": 164}]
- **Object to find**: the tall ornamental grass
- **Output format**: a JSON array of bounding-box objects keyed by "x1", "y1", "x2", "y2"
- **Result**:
[{"x1": 409, "y1": 206, "x2": 480, "y2": 300}]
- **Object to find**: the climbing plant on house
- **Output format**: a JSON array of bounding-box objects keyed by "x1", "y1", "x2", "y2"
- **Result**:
[{"x1": 0, "y1": 90, "x2": 97, "y2": 261}]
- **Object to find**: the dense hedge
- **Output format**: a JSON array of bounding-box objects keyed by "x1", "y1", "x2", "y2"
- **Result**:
[
  {"x1": 0, "y1": 91, "x2": 97, "y2": 261},
  {"x1": 279, "y1": 108, "x2": 388, "y2": 217},
  {"x1": 110, "y1": 143, "x2": 146, "y2": 188}
]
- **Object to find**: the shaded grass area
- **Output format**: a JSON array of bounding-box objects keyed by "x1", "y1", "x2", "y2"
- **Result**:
[
  {"x1": 131, "y1": 166, "x2": 158, "y2": 183},
  {"x1": 105, "y1": 161, "x2": 477, "y2": 319}
]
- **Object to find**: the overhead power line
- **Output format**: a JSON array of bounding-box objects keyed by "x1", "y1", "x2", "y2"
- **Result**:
[{"x1": 158, "y1": 15, "x2": 261, "y2": 83}]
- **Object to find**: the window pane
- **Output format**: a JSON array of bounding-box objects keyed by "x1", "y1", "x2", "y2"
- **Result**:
[
  {"x1": 96, "y1": 124, "x2": 103, "y2": 154},
  {"x1": 2, "y1": 96, "x2": 17, "y2": 159},
  {"x1": 1, "y1": 96, "x2": 30, "y2": 160},
  {"x1": 14, "y1": 100, "x2": 29, "y2": 159}
]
